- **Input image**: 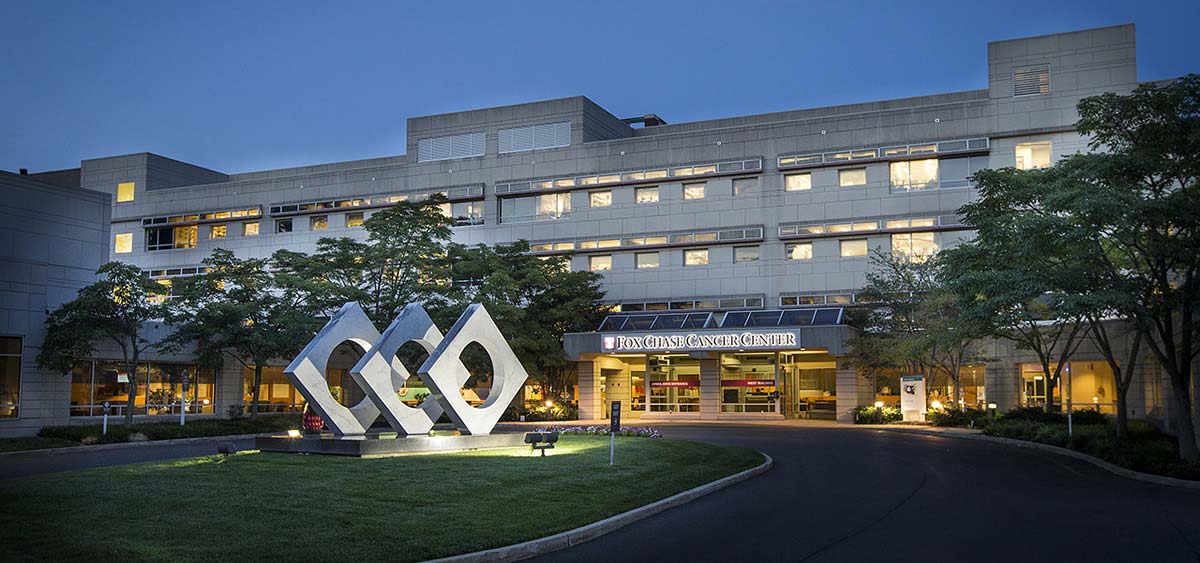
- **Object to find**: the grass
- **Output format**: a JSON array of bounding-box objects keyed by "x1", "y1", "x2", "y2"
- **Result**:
[
  {"x1": 0, "y1": 436, "x2": 81, "y2": 453},
  {"x1": 0, "y1": 436, "x2": 763, "y2": 561}
]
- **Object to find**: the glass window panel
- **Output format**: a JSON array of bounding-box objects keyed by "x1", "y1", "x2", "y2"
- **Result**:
[
  {"x1": 589, "y1": 255, "x2": 612, "y2": 272},
  {"x1": 911, "y1": 218, "x2": 937, "y2": 227},
  {"x1": 1015, "y1": 142, "x2": 1052, "y2": 170},
  {"x1": 827, "y1": 223, "x2": 852, "y2": 233},
  {"x1": 598, "y1": 174, "x2": 621, "y2": 184},
  {"x1": 116, "y1": 182, "x2": 135, "y2": 203},
  {"x1": 785, "y1": 173, "x2": 812, "y2": 191},
  {"x1": 734, "y1": 246, "x2": 760, "y2": 263},
  {"x1": 276, "y1": 219, "x2": 293, "y2": 233},
  {"x1": 589, "y1": 191, "x2": 612, "y2": 208},
  {"x1": 635, "y1": 252, "x2": 660, "y2": 269},
  {"x1": 910, "y1": 144, "x2": 937, "y2": 155},
  {"x1": 644, "y1": 169, "x2": 668, "y2": 179},
  {"x1": 554, "y1": 178, "x2": 575, "y2": 188},
  {"x1": 853, "y1": 222, "x2": 878, "y2": 231},
  {"x1": 114, "y1": 233, "x2": 133, "y2": 254},
  {"x1": 684, "y1": 249, "x2": 709, "y2": 266},
  {"x1": 851, "y1": 149, "x2": 877, "y2": 160},
  {"x1": 209, "y1": 224, "x2": 226, "y2": 239},
  {"x1": 683, "y1": 183, "x2": 706, "y2": 200},
  {"x1": 693, "y1": 165, "x2": 717, "y2": 175},
  {"x1": 694, "y1": 232, "x2": 717, "y2": 242},
  {"x1": 840, "y1": 239, "x2": 868, "y2": 257},
  {"x1": 786, "y1": 242, "x2": 813, "y2": 260},
  {"x1": 732, "y1": 177, "x2": 756, "y2": 196},
  {"x1": 645, "y1": 302, "x2": 669, "y2": 311},
  {"x1": 644, "y1": 236, "x2": 668, "y2": 245},
  {"x1": 909, "y1": 159, "x2": 938, "y2": 189},
  {"x1": 242, "y1": 222, "x2": 260, "y2": 236},
  {"x1": 597, "y1": 239, "x2": 620, "y2": 248},
  {"x1": 885, "y1": 219, "x2": 910, "y2": 229},
  {"x1": 839, "y1": 168, "x2": 867, "y2": 187},
  {"x1": 553, "y1": 242, "x2": 574, "y2": 251},
  {"x1": 310, "y1": 215, "x2": 328, "y2": 231},
  {"x1": 635, "y1": 187, "x2": 660, "y2": 204},
  {"x1": 826, "y1": 152, "x2": 852, "y2": 162}
]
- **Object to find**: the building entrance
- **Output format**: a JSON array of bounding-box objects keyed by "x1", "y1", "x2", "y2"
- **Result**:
[{"x1": 780, "y1": 354, "x2": 837, "y2": 419}]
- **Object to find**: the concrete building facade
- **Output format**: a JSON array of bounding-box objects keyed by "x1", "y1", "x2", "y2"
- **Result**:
[{"x1": 4, "y1": 23, "x2": 1191, "y2": 435}]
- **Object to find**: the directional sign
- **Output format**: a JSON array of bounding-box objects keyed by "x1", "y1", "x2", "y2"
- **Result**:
[{"x1": 610, "y1": 401, "x2": 621, "y2": 433}]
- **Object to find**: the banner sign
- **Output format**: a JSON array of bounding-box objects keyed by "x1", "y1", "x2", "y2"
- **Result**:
[
  {"x1": 900, "y1": 374, "x2": 926, "y2": 422},
  {"x1": 649, "y1": 380, "x2": 698, "y2": 388},
  {"x1": 720, "y1": 380, "x2": 776, "y2": 387},
  {"x1": 602, "y1": 331, "x2": 798, "y2": 352}
]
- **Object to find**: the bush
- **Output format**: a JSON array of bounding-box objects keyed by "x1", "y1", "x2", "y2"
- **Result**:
[
  {"x1": 853, "y1": 404, "x2": 902, "y2": 424},
  {"x1": 38, "y1": 414, "x2": 302, "y2": 444},
  {"x1": 928, "y1": 407, "x2": 991, "y2": 428},
  {"x1": 1068, "y1": 407, "x2": 1109, "y2": 426},
  {"x1": 541, "y1": 425, "x2": 661, "y2": 438},
  {"x1": 999, "y1": 406, "x2": 1067, "y2": 424},
  {"x1": 500, "y1": 402, "x2": 579, "y2": 422}
]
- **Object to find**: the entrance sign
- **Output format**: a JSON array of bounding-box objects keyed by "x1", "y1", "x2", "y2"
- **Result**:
[
  {"x1": 286, "y1": 302, "x2": 528, "y2": 436},
  {"x1": 602, "y1": 330, "x2": 798, "y2": 352},
  {"x1": 900, "y1": 375, "x2": 926, "y2": 422}
]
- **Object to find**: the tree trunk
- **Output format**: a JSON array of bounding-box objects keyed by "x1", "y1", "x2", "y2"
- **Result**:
[
  {"x1": 1114, "y1": 382, "x2": 1129, "y2": 438},
  {"x1": 1169, "y1": 375, "x2": 1199, "y2": 461},
  {"x1": 251, "y1": 363, "x2": 263, "y2": 420}
]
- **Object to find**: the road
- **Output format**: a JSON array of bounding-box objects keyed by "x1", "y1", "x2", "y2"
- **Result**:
[
  {"x1": 535, "y1": 424, "x2": 1200, "y2": 563},
  {"x1": 0, "y1": 437, "x2": 257, "y2": 480}
]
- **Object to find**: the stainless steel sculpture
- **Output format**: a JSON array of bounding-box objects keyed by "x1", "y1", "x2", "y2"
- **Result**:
[{"x1": 286, "y1": 302, "x2": 529, "y2": 436}]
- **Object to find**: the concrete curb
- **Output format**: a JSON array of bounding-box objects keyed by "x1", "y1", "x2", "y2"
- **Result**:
[
  {"x1": 428, "y1": 451, "x2": 774, "y2": 563},
  {"x1": 870, "y1": 426, "x2": 1200, "y2": 491},
  {"x1": 0, "y1": 433, "x2": 268, "y2": 457}
]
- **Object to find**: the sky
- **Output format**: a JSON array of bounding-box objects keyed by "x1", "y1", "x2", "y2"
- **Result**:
[{"x1": 1, "y1": 0, "x2": 1197, "y2": 175}]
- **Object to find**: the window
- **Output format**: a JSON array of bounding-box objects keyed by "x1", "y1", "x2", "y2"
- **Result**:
[
  {"x1": 116, "y1": 182, "x2": 135, "y2": 203},
  {"x1": 635, "y1": 187, "x2": 659, "y2": 204},
  {"x1": 892, "y1": 232, "x2": 939, "y2": 261},
  {"x1": 310, "y1": 215, "x2": 328, "y2": 231},
  {"x1": 784, "y1": 173, "x2": 811, "y2": 191},
  {"x1": 0, "y1": 337, "x2": 21, "y2": 418},
  {"x1": 734, "y1": 246, "x2": 760, "y2": 263},
  {"x1": 346, "y1": 212, "x2": 364, "y2": 228},
  {"x1": 785, "y1": 242, "x2": 812, "y2": 260},
  {"x1": 889, "y1": 159, "x2": 939, "y2": 190},
  {"x1": 417, "y1": 131, "x2": 485, "y2": 162},
  {"x1": 839, "y1": 168, "x2": 867, "y2": 187},
  {"x1": 840, "y1": 239, "x2": 868, "y2": 257},
  {"x1": 732, "y1": 177, "x2": 757, "y2": 196},
  {"x1": 636, "y1": 252, "x2": 660, "y2": 269},
  {"x1": 276, "y1": 219, "x2": 293, "y2": 233},
  {"x1": 501, "y1": 193, "x2": 571, "y2": 223},
  {"x1": 146, "y1": 225, "x2": 197, "y2": 251},
  {"x1": 114, "y1": 233, "x2": 133, "y2": 254},
  {"x1": 683, "y1": 182, "x2": 706, "y2": 200},
  {"x1": 243, "y1": 222, "x2": 260, "y2": 236},
  {"x1": 589, "y1": 191, "x2": 612, "y2": 208},
  {"x1": 1015, "y1": 142, "x2": 1051, "y2": 170},
  {"x1": 209, "y1": 224, "x2": 227, "y2": 239},
  {"x1": 1013, "y1": 64, "x2": 1050, "y2": 96},
  {"x1": 589, "y1": 255, "x2": 612, "y2": 272},
  {"x1": 498, "y1": 121, "x2": 571, "y2": 153},
  {"x1": 684, "y1": 249, "x2": 709, "y2": 266}
]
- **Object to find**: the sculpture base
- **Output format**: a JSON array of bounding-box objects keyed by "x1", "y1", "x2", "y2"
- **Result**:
[{"x1": 255, "y1": 431, "x2": 529, "y2": 457}]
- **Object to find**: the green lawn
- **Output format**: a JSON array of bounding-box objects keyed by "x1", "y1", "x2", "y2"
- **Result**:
[
  {"x1": 0, "y1": 436, "x2": 81, "y2": 453},
  {"x1": 0, "y1": 436, "x2": 763, "y2": 561}
]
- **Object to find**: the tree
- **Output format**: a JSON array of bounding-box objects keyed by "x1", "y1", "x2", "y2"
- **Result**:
[
  {"x1": 274, "y1": 195, "x2": 455, "y2": 328},
  {"x1": 442, "y1": 241, "x2": 608, "y2": 401},
  {"x1": 37, "y1": 262, "x2": 168, "y2": 426},
  {"x1": 941, "y1": 165, "x2": 1090, "y2": 413},
  {"x1": 1067, "y1": 75, "x2": 1200, "y2": 458},
  {"x1": 162, "y1": 249, "x2": 323, "y2": 420}
]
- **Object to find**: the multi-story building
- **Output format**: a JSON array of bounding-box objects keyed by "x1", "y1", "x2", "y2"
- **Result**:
[{"x1": 4, "y1": 23, "x2": 1187, "y2": 435}]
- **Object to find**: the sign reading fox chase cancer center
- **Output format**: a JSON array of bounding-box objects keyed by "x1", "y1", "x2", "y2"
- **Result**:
[{"x1": 602, "y1": 331, "x2": 798, "y2": 352}]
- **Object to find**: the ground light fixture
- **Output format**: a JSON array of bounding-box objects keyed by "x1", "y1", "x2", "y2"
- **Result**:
[
  {"x1": 931, "y1": 400, "x2": 943, "y2": 410},
  {"x1": 874, "y1": 401, "x2": 884, "y2": 408},
  {"x1": 286, "y1": 429, "x2": 302, "y2": 439}
]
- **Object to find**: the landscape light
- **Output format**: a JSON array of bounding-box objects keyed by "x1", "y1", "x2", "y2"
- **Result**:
[
  {"x1": 987, "y1": 402, "x2": 997, "y2": 410},
  {"x1": 544, "y1": 400, "x2": 554, "y2": 408},
  {"x1": 931, "y1": 400, "x2": 943, "y2": 410},
  {"x1": 874, "y1": 401, "x2": 884, "y2": 408},
  {"x1": 286, "y1": 429, "x2": 301, "y2": 439}
]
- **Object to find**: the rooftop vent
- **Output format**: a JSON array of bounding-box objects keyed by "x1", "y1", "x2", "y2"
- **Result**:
[
  {"x1": 621, "y1": 114, "x2": 668, "y2": 128},
  {"x1": 1013, "y1": 64, "x2": 1051, "y2": 97}
]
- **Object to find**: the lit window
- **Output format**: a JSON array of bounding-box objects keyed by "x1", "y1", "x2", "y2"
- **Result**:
[
  {"x1": 636, "y1": 252, "x2": 660, "y2": 269},
  {"x1": 683, "y1": 183, "x2": 706, "y2": 200},
  {"x1": 839, "y1": 168, "x2": 867, "y2": 187},
  {"x1": 840, "y1": 239, "x2": 868, "y2": 257},
  {"x1": 635, "y1": 187, "x2": 659, "y2": 204},
  {"x1": 450, "y1": 201, "x2": 483, "y2": 225},
  {"x1": 276, "y1": 219, "x2": 293, "y2": 233},
  {"x1": 889, "y1": 159, "x2": 939, "y2": 190},
  {"x1": 733, "y1": 177, "x2": 757, "y2": 196},
  {"x1": 0, "y1": 336, "x2": 21, "y2": 419},
  {"x1": 784, "y1": 173, "x2": 811, "y2": 191},
  {"x1": 589, "y1": 191, "x2": 612, "y2": 208},
  {"x1": 892, "y1": 232, "x2": 939, "y2": 262},
  {"x1": 114, "y1": 233, "x2": 132, "y2": 254},
  {"x1": 785, "y1": 242, "x2": 812, "y2": 260},
  {"x1": 209, "y1": 224, "x2": 227, "y2": 239},
  {"x1": 734, "y1": 246, "x2": 760, "y2": 263},
  {"x1": 310, "y1": 215, "x2": 328, "y2": 231},
  {"x1": 116, "y1": 182, "x2": 135, "y2": 203},
  {"x1": 243, "y1": 222, "x2": 259, "y2": 236},
  {"x1": 145, "y1": 225, "x2": 197, "y2": 251},
  {"x1": 346, "y1": 212, "x2": 364, "y2": 228},
  {"x1": 1015, "y1": 142, "x2": 1051, "y2": 170},
  {"x1": 589, "y1": 255, "x2": 612, "y2": 272},
  {"x1": 684, "y1": 249, "x2": 709, "y2": 266}
]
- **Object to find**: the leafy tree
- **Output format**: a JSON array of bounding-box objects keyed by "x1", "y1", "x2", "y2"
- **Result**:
[
  {"x1": 162, "y1": 249, "x2": 323, "y2": 419},
  {"x1": 274, "y1": 195, "x2": 455, "y2": 328},
  {"x1": 37, "y1": 262, "x2": 168, "y2": 426},
  {"x1": 441, "y1": 241, "x2": 608, "y2": 400},
  {"x1": 1068, "y1": 75, "x2": 1200, "y2": 457}
]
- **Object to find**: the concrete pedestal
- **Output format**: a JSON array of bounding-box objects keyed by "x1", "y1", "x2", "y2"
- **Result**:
[{"x1": 256, "y1": 431, "x2": 529, "y2": 457}]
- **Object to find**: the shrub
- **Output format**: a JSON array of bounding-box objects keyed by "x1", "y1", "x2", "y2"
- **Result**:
[
  {"x1": 1068, "y1": 407, "x2": 1109, "y2": 426},
  {"x1": 928, "y1": 407, "x2": 991, "y2": 428},
  {"x1": 38, "y1": 414, "x2": 302, "y2": 444},
  {"x1": 853, "y1": 404, "x2": 902, "y2": 424},
  {"x1": 540, "y1": 425, "x2": 661, "y2": 438},
  {"x1": 999, "y1": 406, "x2": 1067, "y2": 424}
]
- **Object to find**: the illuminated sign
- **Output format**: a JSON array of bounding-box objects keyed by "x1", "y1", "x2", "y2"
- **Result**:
[
  {"x1": 649, "y1": 380, "x2": 698, "y2": 388},
  {"x1": 603, "y1": 331, "x2": 797, "y2": 352}
]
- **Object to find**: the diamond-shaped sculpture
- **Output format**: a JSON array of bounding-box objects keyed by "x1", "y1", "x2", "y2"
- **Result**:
[
  {"x1": 284, "y1": 302, "x2": 381, "y2": 435},
  {"x1": 349, "y1": 303, "x2": 471, "y2": 435},
  {"x1": 419, "y1": 304, "x2": 529, "y2": 435}
]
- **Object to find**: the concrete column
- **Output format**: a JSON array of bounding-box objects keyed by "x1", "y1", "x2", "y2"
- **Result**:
[
  {"x1": 576, "y1": 361, "x2": 600, "y2": 420},
  {"x1": 215, "y1": 358, "x2": 245, "y2": 418},
  {"x1": 835, "y1": 362, "x2": 869, "y2": 423},
  {"x1": 699, "y1": 358, "x2": 720, "y2": 421}
]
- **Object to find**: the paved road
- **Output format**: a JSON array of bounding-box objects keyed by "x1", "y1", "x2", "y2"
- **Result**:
[
  {"x1": 0, "y1": 437, "x2": 256, "y2": 480},
  {"x1": 535, "y1": 425, "x2": 1200, "y2": 563}
]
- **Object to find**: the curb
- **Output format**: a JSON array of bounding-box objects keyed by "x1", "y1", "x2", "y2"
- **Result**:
[
  {"x1": 0, "y1": 433, "x2": 268, "y2": 457},
  {"x1": 870, "y1": 426, "x2": 1200, "y2": 491},
  {"x1": 428, "y1": 451, "x2": 774, "y2": 563}
]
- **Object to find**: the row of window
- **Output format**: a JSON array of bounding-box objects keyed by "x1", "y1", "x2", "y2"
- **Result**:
[
  {"x1": 614, "y1": 296, "x2": 765, "y2": 312},
  {"x1": 530, "y1": 227, "x2": 763, "y2": 254},
  {"x1": 585, "y1": 233, "x2": 938, "y2": 271}
]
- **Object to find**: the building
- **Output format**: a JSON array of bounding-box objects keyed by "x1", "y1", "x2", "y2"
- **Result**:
[{"x1": 2, "y1": 23, "x2": 1186, "y2": 435}]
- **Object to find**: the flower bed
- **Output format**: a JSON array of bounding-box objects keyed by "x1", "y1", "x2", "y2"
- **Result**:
[{"x1": 537, "y1": 425, "x2": 662, "y2": 438}]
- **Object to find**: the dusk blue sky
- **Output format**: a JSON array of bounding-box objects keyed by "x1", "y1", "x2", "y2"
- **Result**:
[{"x1": 1, "y1": 1, "x2": 1196, "y2": 174}]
